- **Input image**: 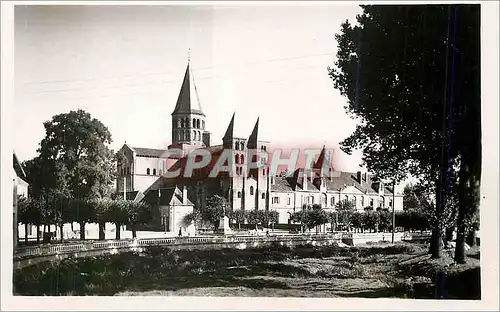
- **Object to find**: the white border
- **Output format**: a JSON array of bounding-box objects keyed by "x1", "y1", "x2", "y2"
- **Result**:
[{"x1": 2, "y1": 1, "x2": 498, "y2": 311}]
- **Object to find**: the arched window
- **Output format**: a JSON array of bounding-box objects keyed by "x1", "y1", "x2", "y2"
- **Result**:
[
  {"x1": 250, "y1": 186, "x2": 254, "y2": 195},
  {"x1": 177, "y1": 119, "x2": 182, "y2": 128},
  {"x1": 344, "y1": 195, "x2": 349, "y2": 202},
  {"x1": 178, "y1": 132, "x2": 182, "y2": 141},
  {"x1": 361, "y1": 196, "x2": 365, "y2": 207},
  {"x1": 235, "y1": 141, "x2": 239, "y2": 150},
  {"x1": 389, "y1": 199, "x2": 393, "y2": 208},
  {"x1": 184, "y1": 118, "x2": 189, "y2": 128},
  {"x1": 198, "y1": 131, "x2": 202, "y2": 141},
  {"x1": 370, "y1": 198, "x2": 374, "y2": 207},
  {"x1": 153, "y1": 169, "x2": 157, "y2": 175},
  {"x1": 184, "y1": 130, "x2": 189, "y2": 140},
  {"x1": 180, "y1": 119, "x2": 184, "y2": 128},
  {"x1": 237, "y1": 191, "x2": 242, "y2": 198},
  {"x1": 322, "y1": 194, "x2": 327, "y2": 206},
  {"x1": 197, "y1": 119, "x2": 201, "y2": 129},
  {"x1": 127, "y1": 167, "x2": 130, "y2": 175},
  {"x1": 262, "y1": 193, "x2": 265, "y2": 199},
  {"x1": 202, "y1": 120, "x2": 205, "y2": 129},
  {"x1": 240, "y1": 155, "x2": 244, "y2": 164},
  {"x1": 240, "y1": 142, "x2": 245, "y2": 150},
  {"x1": 331, "y1": 197, "x2": 335, "y2": 206},
  {"x1": 146, "y1": 168, "x2": 150, "y2": 175},
  {"x1": 235, "y1": 154, "x2": 239, "y2": 164},
  {"x1": 193, "y1": 119, "x2": 196, "y2": 128}
]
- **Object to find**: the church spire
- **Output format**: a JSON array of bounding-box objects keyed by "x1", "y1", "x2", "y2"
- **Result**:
[
  {"x1": 223, "y1": 112, "x2": 235, "y2": 142},
  {"x1": 247, "y1": 117, "x2": 259, "y2": 149},
  {"x1": 172, "y1": 58, "x2": 204, "y2": 116}
]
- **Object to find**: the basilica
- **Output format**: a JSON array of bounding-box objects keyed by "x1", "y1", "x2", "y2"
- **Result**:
[{"x1": 116, "y1": 61, "x2": 404, "y2": 235}]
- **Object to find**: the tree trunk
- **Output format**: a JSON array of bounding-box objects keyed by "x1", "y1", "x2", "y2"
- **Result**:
[
  {"x1": 80, "y1": 222, "x2": 86, "y2": 240},
  {"x1": 454, "y1": 159, "x2": 468, "y2": 263},
  {"x1": 132, "y1": 225, "x2": 137, "y2": 239},
  {"x1": 24, "y1": 223, "x2": 28, "y2": 243},
  {"x1": 36, "y1": 225, "x2": 40, "y2": 243},
  {"x1": 467, "y1": 230, "x2": 477, "y2": 247},
  {"x1": 115, "y1": 222, "x2": 121, "y2": 240},
  {"x1": 59, "y1": 223, "x2": 64, "y2": 243},
  {"x1": 429, "y1": 166, "x2": 448, "y2": 259},
  {"x1": 98, "y1": 222, "x2": 106, "y2": 240}
]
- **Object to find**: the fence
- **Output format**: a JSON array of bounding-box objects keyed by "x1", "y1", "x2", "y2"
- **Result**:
[{"x1": 14, "y1": 232, "x2": 353, "y2": 260}]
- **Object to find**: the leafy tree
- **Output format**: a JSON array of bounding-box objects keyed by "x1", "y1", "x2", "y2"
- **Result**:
[
  {"x1": 202, "y1": 195, "x2": 229, "y2": 231},
  {"x1": 69, "y1": 199, "x2": 95, "y2": 240},
  {"x1": 262, "y1": 210, "x2": 280, "y2": 228},
  {"x1": 92, "y1": 199, "x2": 112, "y2": 240},
  {"x1": 37, "y1": 109, "x2": 116, "y2": 200},
  {"x1": 378, "y1": 211, "x2": 392, "y2": 232},
  {"x1": 336, "y1": 199, "x2": 355, "y2": 231},
  {"x1": 329, "y1": 5, "x2": 480, "y2": 260},
  {"x1": 125, "y1": 201, "x2": 153, "y2": 239},
  {"x1": 327, "y1": 211, "x2": 339, "y2": 232},
  {"x1": 403, "y1": 184, "x2": 420, "y2": 211},
  {"x1": 228, "y1": 209, "x2": 247, "y2": 230},
  {"x1": 350, "y1": 212, "x2": 363, "y2": 232},
  {"x1": 107, "y1": 200, "x2": 129, "y2": 240},
  {"x1": 305, "y1": 205, "x2": 328, "y2": 234}
]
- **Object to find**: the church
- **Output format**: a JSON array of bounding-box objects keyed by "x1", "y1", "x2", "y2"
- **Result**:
[{"x1": 115, "y1": 61, "x2": 404, "y2": 235}]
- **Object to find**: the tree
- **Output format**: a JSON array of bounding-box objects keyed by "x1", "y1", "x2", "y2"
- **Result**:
[
  {"x1": 336, "y1": 199, "x2": 355, "y2": 231},
  {"x1": 403, "y1": 184, "x2": 420, "y2": 211},
  {"x1": 350, "y1": 212, "x2": 363, "y2": 232},
  {"x1": 228, "y1": 209, "x2": 247, "y2": 230},
  {"x1": 107, "y1": 200, "x2": 129, "y2": 240},
  {"x1": 202, "y1": 195, "x2": 229, "y2": 231},
  {"x1": 327, "y1": 211, "x2": 339, "y2": 232},
  {"x1": 69, "y1": 199, "x2": 95, "y2": 240},
  {"x1": 37, "y1": 109, "x2": 116, "y2": 200},
  {"x1": 125, "y1": 201, "x2": 153, "y2": 239},
  {"x1": 93, "y1": 199, "x2": 112, "y2": 240},
  {"x1": 329, "y1": 5, "x2": 480, "y2": 259},
  {"x1": 307, "y1": 206, "x2": 329, "y2": 234}
]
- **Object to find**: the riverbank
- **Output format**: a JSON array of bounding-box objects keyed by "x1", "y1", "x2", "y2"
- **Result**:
[{"x1": 13, "y1": 242, "x2": 480, "y2": 299}]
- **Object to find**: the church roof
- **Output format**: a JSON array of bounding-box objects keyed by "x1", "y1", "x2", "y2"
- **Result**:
[
  {"x1": 132, "y1": 147, "x2": 167, "y2": 158},
  {"x1": 172, "y1": 63, "x2": 205, "y2": 116},
  {"x1": 270, "y1": 169, "x2": 398, "y2": 196},
  {"x1": 13, "y1": 152, "x2": 26, "y2": 180}
]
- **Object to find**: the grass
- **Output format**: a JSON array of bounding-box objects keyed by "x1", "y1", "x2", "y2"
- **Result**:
[{"x1": 13, "y1": 242, "x2": 480, "y2": 299}]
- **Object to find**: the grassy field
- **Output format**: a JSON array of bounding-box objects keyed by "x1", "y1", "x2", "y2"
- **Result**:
[{"x1": 13, "y1": 242, "x2": 480, "y2": 299}]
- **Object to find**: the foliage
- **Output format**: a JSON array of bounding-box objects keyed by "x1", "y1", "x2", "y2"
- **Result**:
[
  {"x1": 336, "y1": 199, "x2": 355, "y2": 231},
  {"x1": 36, "y1": 109, "x2": 116, "y2": 200},
  {"x1": 202, "y1": 195, "x2": 229, "y2": 230},
  {"x1": 329, "y1": 5, "x2": 481, "y2": 260}
]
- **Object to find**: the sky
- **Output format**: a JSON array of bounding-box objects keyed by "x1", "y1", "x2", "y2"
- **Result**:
[{"x1": 14, "y1": 4, "x2": 367, "y2": 173}]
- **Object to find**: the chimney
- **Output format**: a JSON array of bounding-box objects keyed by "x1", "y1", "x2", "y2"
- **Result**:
[
  {"x1": 182, "y1": 185, "x2": 188, "y2": 205},
  {"x1": 357, "y1": 171, "x2": 362, "y2": 185}
]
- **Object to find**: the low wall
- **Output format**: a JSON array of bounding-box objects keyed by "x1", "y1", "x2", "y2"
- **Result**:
[{"x1": 13, "y1": 233, "x2": 350, "y2": 269}]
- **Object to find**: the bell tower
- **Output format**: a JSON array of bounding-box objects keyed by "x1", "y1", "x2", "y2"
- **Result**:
[{"x1": 171, "y1": 57, "x2": 209, "y2": 148}]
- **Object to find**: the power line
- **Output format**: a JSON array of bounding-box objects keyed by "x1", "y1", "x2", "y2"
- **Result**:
[
  {"x1": 18, "y1": 64, "x2": 329, "y2": 96},
  {"x1": 20, "y1": 52, "x2": 334, "y2": 86}
]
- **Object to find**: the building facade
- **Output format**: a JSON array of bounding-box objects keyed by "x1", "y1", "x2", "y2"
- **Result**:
[{"x1": 116, "y1": 61, "x2": 404, "y2": 231}]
